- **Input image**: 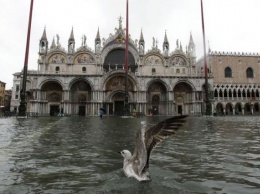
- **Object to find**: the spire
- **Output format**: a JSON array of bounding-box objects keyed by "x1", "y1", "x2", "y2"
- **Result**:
[
  {"x1": 163, "y1": 30, "x2": 169, "y2": 44},
  {"x1": 119, "y1": 15, "x2": 123, "y2": 30},
  {"x1": 139, "y1": 29, "x2": 144, "y2": 43},
  {"x1": 95, "y1": 27, "x2": 101, "y2": 41},
  {"x1": 41, "y1": 27, "x2": 47, "y2": 40},
  {"x1": 188, "y1": 31, "x2": 196, "y2": 60},
  {"x1": 138, "y1": 29, "x2": 145, "y2": 55},
  {"x1": 50, "y1": 37, "x2": 56, "y2": 49},
  {"x1": 68, "y1": 27, "x2": 75, "y2": 54},
  {"x1": 69, "y1": 27, "x2": 74, "y2": 41},
  {"x1": 39, "y1": 26, "x2": 48, "y2": 54},
  {"x1": 189, "y1": 31, "x2": 194, "y2": 46},
  {"x1": 163, "y1": 30, "x2": 169, "y2": 53},
  {"x1": 95, "y1": 27, "x2": 101, "y2": 54}
]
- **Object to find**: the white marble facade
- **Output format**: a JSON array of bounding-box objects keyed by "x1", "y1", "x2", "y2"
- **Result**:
[{"x1": 11, "y1": 18, "x2": 213, "y2": 116}]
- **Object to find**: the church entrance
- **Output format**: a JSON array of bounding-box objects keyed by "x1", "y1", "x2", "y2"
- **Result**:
[
  {"x1": 50, "y1": 105, "x2": 59, "y2": 116},
  {"x1": 114, "y1": 101, "x2": 124, "y2": 116},
  {"x1": 78, "y1": 106, "x2": 86, "y2": 116},
  {"x1": 178, "y1": 105, "x2": 183, "y2": 115}
]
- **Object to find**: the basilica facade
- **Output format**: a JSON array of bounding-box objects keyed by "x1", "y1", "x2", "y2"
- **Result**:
[{"x1": 11, "y1": 18, "x2": 212, "y2": 116}]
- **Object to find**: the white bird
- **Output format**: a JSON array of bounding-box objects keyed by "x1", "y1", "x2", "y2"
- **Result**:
[{"x1": 118, "y1": 115, "x2": 188, "y2": 181}]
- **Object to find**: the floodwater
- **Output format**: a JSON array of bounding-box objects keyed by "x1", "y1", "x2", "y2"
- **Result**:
[{"x1": 0, "y1": 116, "x2": 259, "y2": 194}]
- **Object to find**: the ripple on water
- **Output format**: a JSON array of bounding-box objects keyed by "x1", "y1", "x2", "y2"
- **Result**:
[{"x1": 0, "y1": 116, "x2": 260, "y2": 193}]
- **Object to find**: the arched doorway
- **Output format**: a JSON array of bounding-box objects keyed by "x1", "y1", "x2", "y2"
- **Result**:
[
  {"x1": 173, "y1": 82, "x2": 193, "y2": 115},
  {"x1": 226, "y1": 103, "x2": 233, "y2": 115},
  {"x1": 147, "y1": 82, "x2": 167, "y2": 115},
  {"x1": 41, "y1": 81, "x2": 63, "y2": 116},
  {"x1": 244, "y1": 103, "x2": 251, "y2": 115},
  {"x1": 216, "y1": 103, "x2": 224, "y2": 115},
  {"x1": 104, "y1": 74, "x2": 135, "y2": 116},
  {"x1": 70, "y1": 80, "x2": 92, "y2": 116},
  {"x1": 112, "y1": 92, "x2": 125, "y2": 116},
  {"x1": 235, "y1": 103, "x2": 242, "y2": 115}
]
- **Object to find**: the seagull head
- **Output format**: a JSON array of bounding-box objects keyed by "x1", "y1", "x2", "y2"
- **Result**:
[{"x1": 118, "y1": 150, "x2": 132, "y2": 160}]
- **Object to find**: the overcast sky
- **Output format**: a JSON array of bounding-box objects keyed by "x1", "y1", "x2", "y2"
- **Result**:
[{"x1": 1, "y1": 0, "x2": 260, "y2": 89}]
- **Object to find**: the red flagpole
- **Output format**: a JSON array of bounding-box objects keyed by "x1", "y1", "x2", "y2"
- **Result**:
[
  {"x1": 125, "y1": 0, "x2": 129, "y2": 72},
  {"x1": 200, "y1": 0, "x2": 211, "y2": 115},
  {"x1": 201, "y1": 0, "x2": 208, "y2": 77},
  {"x1": 124, "y1": 0, "x2": 129, "y2": 115},
  {"x1": 19, "y1": 0, "x2": 34, "y2": 116}
]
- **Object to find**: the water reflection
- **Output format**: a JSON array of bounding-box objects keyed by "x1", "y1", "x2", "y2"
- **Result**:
[{"x1": 0, "y1": 116, "x2": 259, "y2": 193}]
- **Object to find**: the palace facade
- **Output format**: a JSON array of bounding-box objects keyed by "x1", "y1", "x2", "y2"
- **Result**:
[
  {"x1": 11, "y1": 18, "x2": 214, "y2": 116},
  {"x1": 197, "y1": 51, "x2": 260, "y2": 115}
]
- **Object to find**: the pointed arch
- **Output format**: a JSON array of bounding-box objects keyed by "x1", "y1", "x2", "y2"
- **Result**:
[{"x1": 224, "y1": 67, "x2": 232, "y2": 77}]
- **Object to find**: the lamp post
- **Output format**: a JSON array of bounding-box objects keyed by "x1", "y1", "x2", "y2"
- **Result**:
[
  {"x1": 18, "y1": 0, "x2": 34, "y2": 116},
  {"x1": 200, "y1": 0, "x2": 211, "y2": 115}
]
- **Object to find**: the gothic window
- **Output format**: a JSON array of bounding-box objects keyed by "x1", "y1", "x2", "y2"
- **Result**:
[
  {"x1": 82, "y1": 67, "x2": 86, "y2": 73},
  {"x1": 246, "y1": 67, "x2": 253, "y2": 78},
  {"x1": 214, "y1": 89, "x2": 218, "y2": 97},
  {"x1": 55, "y1": 66, "x2": 60, "y2": 73},
  {"x1": 16, "y1": 85, "x2": 19, "y2": 92},
  {"x1": 224, "y1": 67, "x2": 232, "y2": 77}
]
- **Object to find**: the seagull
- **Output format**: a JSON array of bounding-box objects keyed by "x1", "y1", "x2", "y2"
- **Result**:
[{"x1": 118, "y1": 115, "x2": 188, "y2": 181}]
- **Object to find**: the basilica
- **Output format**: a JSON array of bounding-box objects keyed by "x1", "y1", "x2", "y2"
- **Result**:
[{"x1": 11, "y1": 17, "x2": 214, "y2": 116}]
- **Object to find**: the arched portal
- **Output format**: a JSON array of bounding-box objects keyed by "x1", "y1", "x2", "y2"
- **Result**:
[
  {"x1": 112, "y1": 92, "x2": 125, "y2": 116},
  {"x1": 235, "y1": 103, "x2": 242, "y2": 115},
  {"x1": 104, "y1": 74, "x2": 135, "y2": 115},
  {"x1": 147, "y1": 82, "x2": 167, "y2": 115},
  {"x1": 244, "y1": 103, "x2": 251, "y2": 115},
  {"x1": 70, "y1": 80, "x2": 92, "y2": 116},
  {"x1": 173, "y1": 82, "x2": 193, "y2": 115},
  {"x1": 216, "y1": 103, "x2": 224, "y2": 115},
  {"x1": 41, "y1": 81, "x2": 63, "y2": 116},
  {"x1": 226, "y1": 103, "x2": 233, "y2": 115}
]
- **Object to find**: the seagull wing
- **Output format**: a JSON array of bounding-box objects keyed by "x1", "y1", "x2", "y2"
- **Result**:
[
  {"x1": 130, "y1": 122, "x2": 148, "y2": 176},
  {"x1": 142, "y1": 115, "x2": 188, "y2": 173}
]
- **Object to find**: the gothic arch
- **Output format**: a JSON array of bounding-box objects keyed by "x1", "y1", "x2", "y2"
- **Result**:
[
  {"x1": 226, "y1": 103, "x2": 233, "y2": 115},
  {"x1": 235, "y1": 103, "x2": 242, "y2": 115},
  {"x1": 246, "y1": 67, "x2": 254, "y2": 78},
  {"x1": 224, "y1": 67, "x2": 232, "y2": 77},
  {"x1": 216, "y1": 103, "x2": 224, "y2": 115}
]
